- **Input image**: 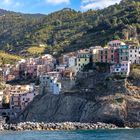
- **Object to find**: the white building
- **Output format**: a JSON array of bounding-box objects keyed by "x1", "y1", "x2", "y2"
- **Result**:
[
  {"x1": 50, "y1": 77, "x2": 61, "y2": 95},
  {"x1": 108, "y1": 40, "x2": 125, "y2": 48},
  {"x1": 56, "y1": 65, "x2": 66, "y2": 72},
  {"x1": 129, "y1": 46, "x2": 140, "y2": 64},
  {"x1": 40, "y1": 74, "x2": 61, "y2": 95},
  {"x1": 40, "y1": 75, "x2": 50, "y2": 88},
  {"x1": 0, "y1": 91, "x2": 3, "y2": 108},
  {"x1": 110, "y1": 61, "x2": 131, "y2": 77},
  {"x1": 68, "y1": 56, "x2": 77, "y2": 67}
]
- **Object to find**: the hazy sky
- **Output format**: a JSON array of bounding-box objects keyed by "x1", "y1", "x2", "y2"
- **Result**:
[{"x1": 0, "y1": 0, "x2": 122, "y2": 14}]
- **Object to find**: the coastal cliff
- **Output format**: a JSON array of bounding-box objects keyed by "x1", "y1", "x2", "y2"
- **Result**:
[{"x1": 19, "y1": 70, "x2": 140, "y2": 127}]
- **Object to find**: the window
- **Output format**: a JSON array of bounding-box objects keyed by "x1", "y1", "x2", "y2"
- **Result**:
[{"x1": 85, "y1": 59, "x2": 87, "y2": 61}]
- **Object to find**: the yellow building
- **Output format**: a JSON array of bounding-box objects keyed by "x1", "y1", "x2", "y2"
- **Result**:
[{"x1": 76, "y1": 49, "x2": 90, "y2": 72}]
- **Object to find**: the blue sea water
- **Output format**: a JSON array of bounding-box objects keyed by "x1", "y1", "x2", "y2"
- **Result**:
[{"x1": 0, "y1": 129, "x2": 139, "y2": 140}]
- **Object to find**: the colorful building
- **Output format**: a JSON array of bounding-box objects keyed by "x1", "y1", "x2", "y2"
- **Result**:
[
  {"x1": 3, "y1": 84, "x2": 37, "y2": 111},
  {"x1": 68, "y1": 56, "x2": 77, "y2": 68},
  {"x1": 98, "y1": 47, "x2": 108, "y2": 63},
  {"x1": 110, "y1": 61, "x2": 131, "y2": 77},
  {"x1": 107, "y1": 46, "x2": 119, "y2": 64},
  {"x1": 108, "y1": 40, "x2": 126, "y2": 48},
  {"x1": 90, "y1": 46, "x2": 102, "y2": 63},
  {"x1": 20, "y1": 91, "x2": 38, "y2": 110},
  {"x1": 0, "y1": 91, "x2": 3, "y2": 108},
  {"x1": 119, "y1": 45, "x2": 129, "y2": 63},
  {"x1": 76, "y1": 49, "x2": 91, "y2": 72},
  {"x1": 129, "y1": 46, "x2": 140, "y2": 64},
  {"x1": 40, "y1": 74, "x2": 61, "y2": 95}
]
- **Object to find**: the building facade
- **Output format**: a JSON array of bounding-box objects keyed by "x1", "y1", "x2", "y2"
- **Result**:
[
  {"x1": 40, "y1": 74, "x2": 61, "y2": 95},
  {"x1": 76, "y1": 49, "x2": 91, "y2": 72},
  {"x1": 110, "y1": 61, "x2": 131, "y2": 77},
  {"x1": 129, "y1": 46, "x2": 140, "y2": 64},
  {"x1": 90, "y1": 46, "x2": 102, "y2": 63},
  {"x1": 119, "y1": 45, "x2": 129, "y2": 63},
  {"x1": 108, "y1": 40, "x2": 126, "y2": 48}
]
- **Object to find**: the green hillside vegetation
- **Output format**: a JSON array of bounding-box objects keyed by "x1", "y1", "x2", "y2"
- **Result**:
[
  {"x1": 0, "y1": 0, "x2": 139, "y2": 55},
  {"x1": 0, "y1": 51, "x2": 22, "y2": 65},
  {"x1": 27, "y1": 46, "x2": 46, "y2": 56},
  {"x1": 130, "y1": 64, "x2": 140, "y2": 80}
]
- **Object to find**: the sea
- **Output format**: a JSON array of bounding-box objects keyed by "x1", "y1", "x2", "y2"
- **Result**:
[{"x1": 0, "y1": 129, "x2": 139, "y2": 140}]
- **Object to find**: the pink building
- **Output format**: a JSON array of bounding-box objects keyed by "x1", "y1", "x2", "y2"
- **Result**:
[
  {"x1": 107, "y1": 47, "x2": 119, "y2": 64},
  {"x1": 98, "y1": 48, "x2": 108, "y2": 63},
  {"x1": 26, "y1": 65, "x2": 37, "y2": 78},
  {"x1": 37, "y1": 65, "x2": 52, "y2": 76},
  {"x1": 98, "y1": 40, "x2": 123, "y2": 64},
  {"x1": 20, "y1": 91, "x2": 38, "y2": 110},
  {"x1": 8, "y1": 84, "x2": 38, "y2": 110},
  {"x1": 108, "y1": 40, "x2": 125, "y2": 48},
  {"x1": 98, "y1": 47, "x2": 120, "y2": 64}
]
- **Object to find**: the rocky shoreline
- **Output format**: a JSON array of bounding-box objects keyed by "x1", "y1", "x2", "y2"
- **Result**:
[{"x1": 0, "y1": 122, "x2": 118, "y2": 131}]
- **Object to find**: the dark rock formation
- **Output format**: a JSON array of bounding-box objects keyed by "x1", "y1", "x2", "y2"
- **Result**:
[{"x1": 19, "y1": 71, "x2": 140, "y2": 128}]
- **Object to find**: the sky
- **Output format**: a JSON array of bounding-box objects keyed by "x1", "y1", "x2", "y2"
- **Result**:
[{"x1": 0, "y1": 0, "x2": 122, "y2": 14}]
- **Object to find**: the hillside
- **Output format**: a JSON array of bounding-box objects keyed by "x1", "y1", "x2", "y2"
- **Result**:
[{"x1": 0, "y1": 0, "x2": 139, "y2": 56}]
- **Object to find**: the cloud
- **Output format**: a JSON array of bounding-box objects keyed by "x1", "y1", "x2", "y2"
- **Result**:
[
  {"x1": 81, "y1": 0, "x2": 121, "y2": 10},
  {"x1": 2, "y1": 0, "x2": 12, "y2": 5},
  {"x1": 46, "y1": 0, "x2": 70, "y2": 5},
  {"x1": 1, "y1": 0, "x2": 21, "y2": 7},
  {"x1": 0, "y1": 0, "x2": 23, "y2": 11}
]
